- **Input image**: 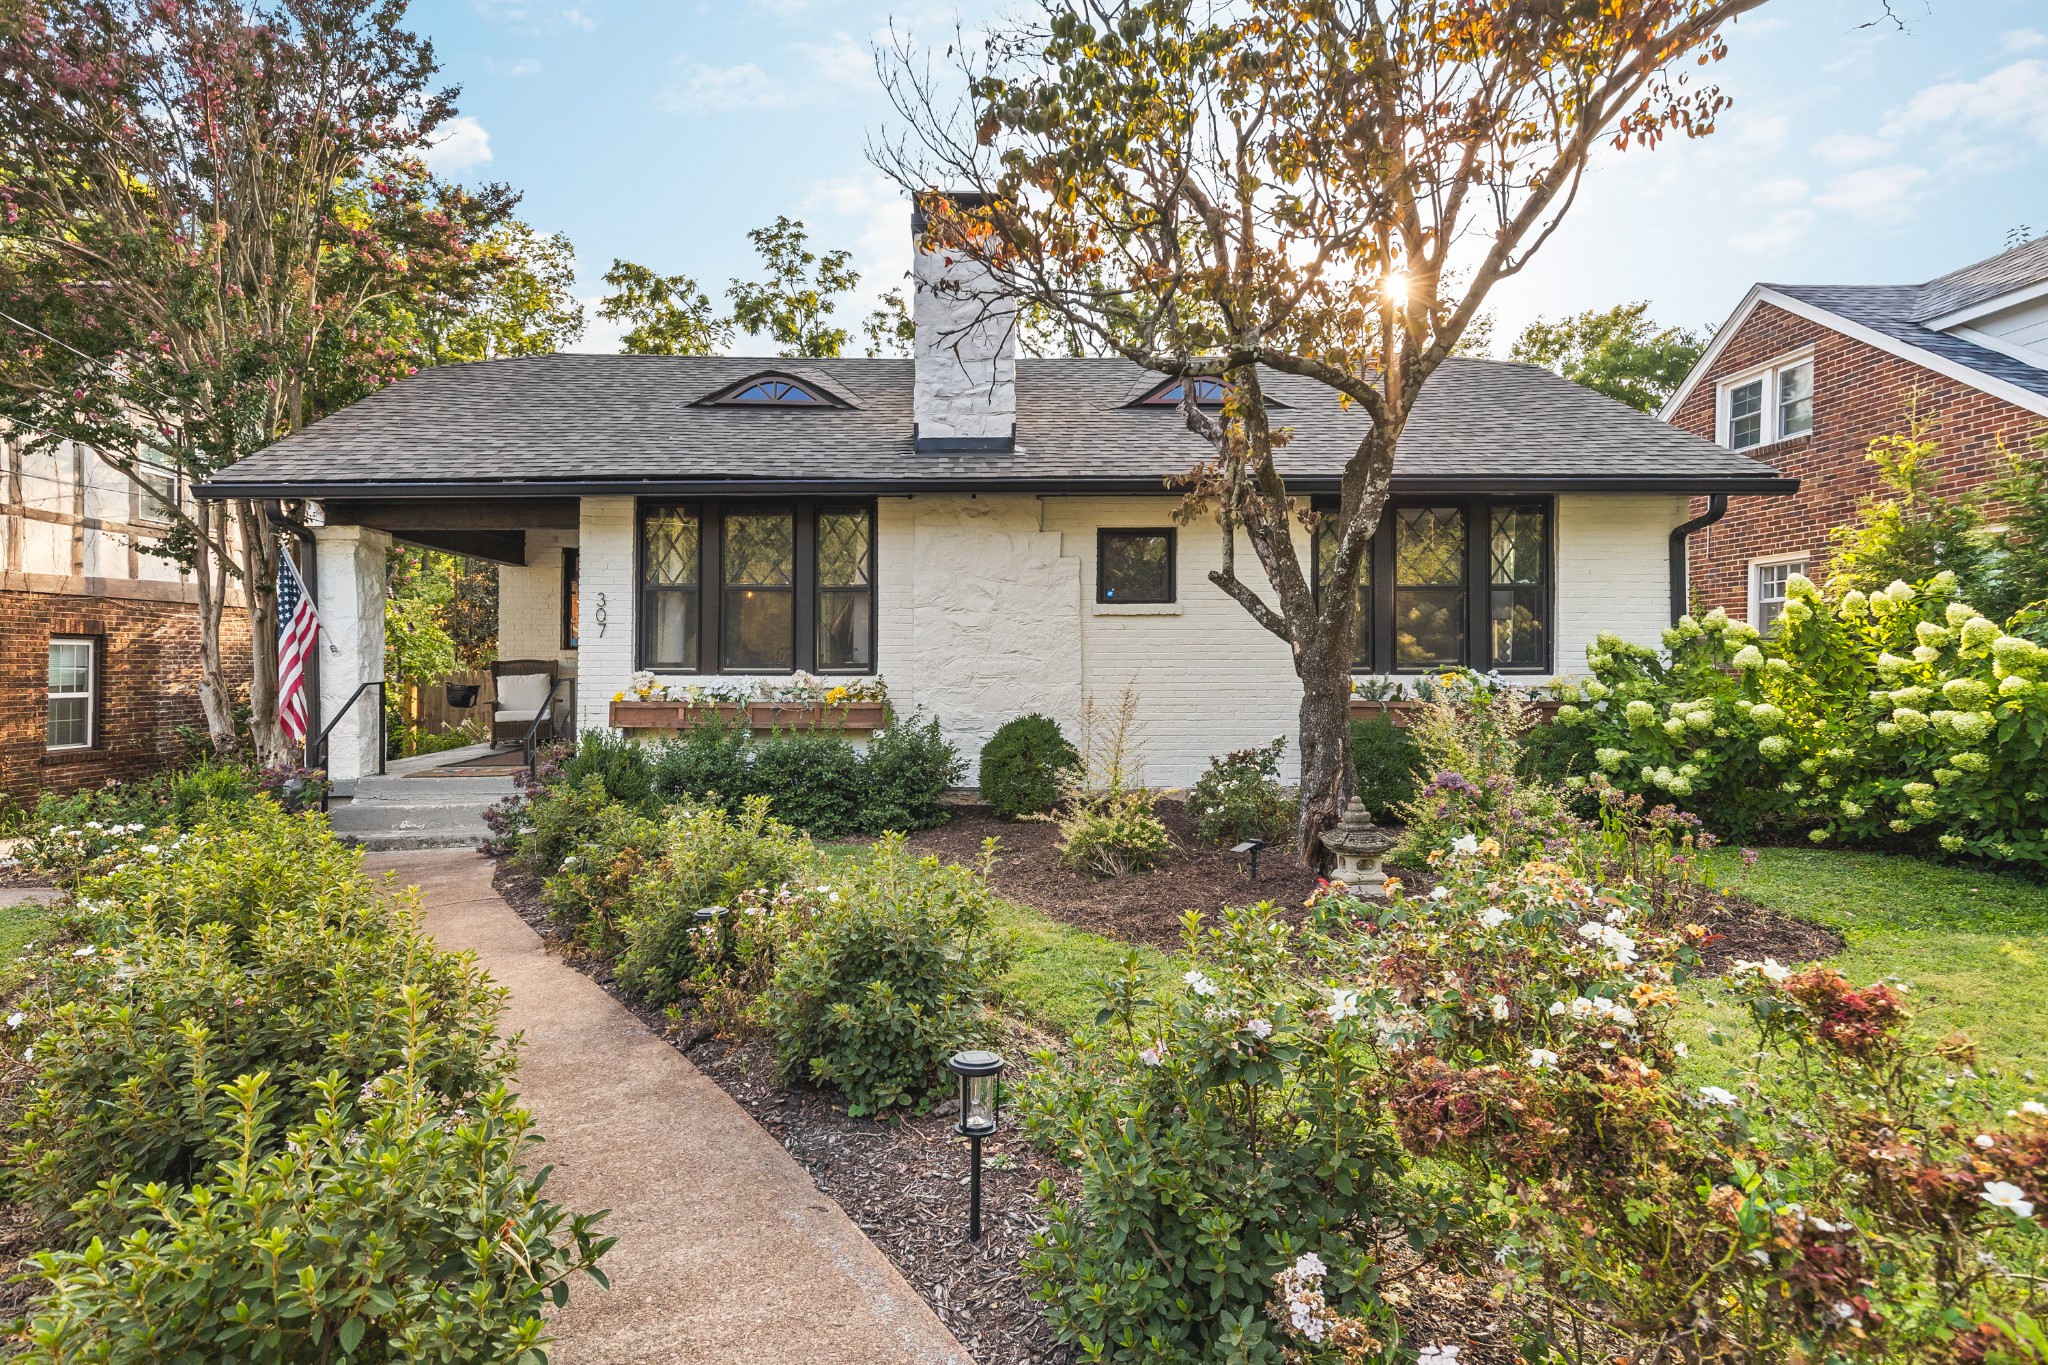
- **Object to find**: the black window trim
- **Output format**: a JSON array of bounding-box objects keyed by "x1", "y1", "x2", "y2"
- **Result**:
[
  {"x1": 635, "y1": 497, "x2": 877, "y2": 676},
  {"x1": 1096, "y1": 526, "x2": 1178, "y2": 604},
  {"x1": 561, "y1": 547, "x2": 580, "y2": 651},
  {"x1": 1312, "y1": 496, "x2": 1554, "y2": 676},
  {"x1": 698, "y1": 370, "x2": 846, "y2": 408}
]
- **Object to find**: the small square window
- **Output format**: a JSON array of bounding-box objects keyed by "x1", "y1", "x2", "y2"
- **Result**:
[
  {"x1": 135, "y1": 462, "x2": 179, "y2": 526},
  {"x1": 1098, "y1": 529, "x2": 1175, "y2": 603},
  {"x1": 47, "y1": 637, "x2": 96, "y2": 751},
  {"x1": 1727, "y1": 378, "x2": 1764, "y2": 450},
  {"x1": 1777, "y1": 360, "x2": 1813, "y2": 439},
  {"x1": 1753, "y1": 558, "x2": 1806, "y2": 631}
]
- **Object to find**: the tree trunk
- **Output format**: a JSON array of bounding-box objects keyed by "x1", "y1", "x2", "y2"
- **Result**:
[
  {"x1": 1293, "y1": 637, "x2": 1357, "y2": 867},
  {"x1": 192, "y1": 499, "x2": 240, "y2": 755}
]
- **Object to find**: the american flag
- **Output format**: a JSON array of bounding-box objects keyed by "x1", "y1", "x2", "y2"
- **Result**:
[{"x1": 277, "y1": 551, "x2": 320, "y2": 745}]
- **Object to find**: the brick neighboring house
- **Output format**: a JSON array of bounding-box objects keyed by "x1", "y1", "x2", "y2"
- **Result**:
[
  {"x1": 1665, "y1": 237, "x2": 2048, "y2": 628},
  {"x1": 1, "y1": 429, "x2": 251, "y2": 804}
]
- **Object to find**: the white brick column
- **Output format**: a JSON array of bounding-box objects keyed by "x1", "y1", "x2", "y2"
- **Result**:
[
  {"x1": 576, "y1": 496, "x2": 636, "y2": 733},
  {"x1": 313, "y1": 523, "x2": 391, "y2": 789}
]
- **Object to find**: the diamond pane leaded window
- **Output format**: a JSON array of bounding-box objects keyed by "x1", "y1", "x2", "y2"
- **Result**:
[
  {"x1": 816, "y1": 508, "x2": 874, "y2": 671},
  {"x1": 723, "y1": 509, "x2": 795, "y2": 671},
  {"x1": 1314, "y1": 518, "x2": 1372, "y2": 670},
  {"x1": 1394, "y1": 507, "x2": 1465, "y2": 669},
  {"x1": 1489, "y1": 506, "x2": 1548, "y2": 669},
  {"x1": 641, "y1": 506, "x2": 701, "y2": 669}
]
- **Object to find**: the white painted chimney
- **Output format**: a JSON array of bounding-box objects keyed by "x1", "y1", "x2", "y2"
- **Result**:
[{"x1": 912, "y1": 196, "x2": 1016, "y2": 452}]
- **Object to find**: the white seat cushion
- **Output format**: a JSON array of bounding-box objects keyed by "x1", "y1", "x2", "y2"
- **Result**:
[
  {"x1": 495, "y1": 674, "x2": 553, "y2": 712},
  {"x1": 495, "y1": 707, "x2": 544, "y2": 725}
]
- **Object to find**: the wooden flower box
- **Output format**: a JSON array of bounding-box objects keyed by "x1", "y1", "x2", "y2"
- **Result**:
[
  {"x1": 609, "y1": 699, "x2": 888, "y2": 732},
  {"x1": 1347, "y1": 697, "x2": 1565, "y2": 727}
]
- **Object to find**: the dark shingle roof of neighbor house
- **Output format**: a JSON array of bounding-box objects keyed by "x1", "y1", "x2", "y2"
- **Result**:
[
  {"x1": 201, "y1": 354, "x2": 1795, "y2": 498},
  {"x1": 1763, "y1": 238, "x2": 2048, "y2": 404}
]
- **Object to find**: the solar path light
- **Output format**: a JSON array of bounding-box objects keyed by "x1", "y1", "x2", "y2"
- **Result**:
[{"x1": 946, "y1": 1049, "x2": 1004, "y2": 1241}]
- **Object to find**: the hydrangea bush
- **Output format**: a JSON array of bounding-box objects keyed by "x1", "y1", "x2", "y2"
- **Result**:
[{"x1": 1553, "y1": 572, "x2": 2048, "y2": 866}]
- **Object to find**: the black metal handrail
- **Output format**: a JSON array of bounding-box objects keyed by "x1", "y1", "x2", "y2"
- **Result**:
[
  {"x1": 521, "y1": 676, "x2": 564, "y2": 778},
  {"x1": 309, "y1": 679, "x2": 386, "y2": 810}
]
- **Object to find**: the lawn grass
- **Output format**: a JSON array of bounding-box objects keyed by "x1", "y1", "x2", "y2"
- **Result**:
[
  {"x1": 1686, "y1": 846, "x2": 2048, "y2": 1079},
  {"x1": 0, "y1": 893, "x2": 54, "y2": 991},
  {"x1": 814, "y1": 838, "x2": 1175, "y2": 1037}
]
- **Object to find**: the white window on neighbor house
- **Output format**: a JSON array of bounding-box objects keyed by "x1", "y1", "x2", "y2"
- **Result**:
[
  {"x1": 47, "y1": 637, "x2": 96, "y2": 751},
  {"x1": 1719, "y1": 352, "x2": 1815, "y2": 450},
  {"x1": 1751, "y1": 557, "x2": 1808, "y2": 632},
  {"x1": 134, "y1": 459, "x2": 180, "y2": 526}
]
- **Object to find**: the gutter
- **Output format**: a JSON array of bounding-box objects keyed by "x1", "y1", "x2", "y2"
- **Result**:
[
  {"x1": 1669, "y1": 493, "x2": 1729, "y2": 625},
  {"x1": 198, "y1": 473, "x2": 1803, "y2": 500}
]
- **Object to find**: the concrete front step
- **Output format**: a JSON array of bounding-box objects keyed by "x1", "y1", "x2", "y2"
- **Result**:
[{"x1": 328, "y1": 769, "x2": 518, "y2": 852}]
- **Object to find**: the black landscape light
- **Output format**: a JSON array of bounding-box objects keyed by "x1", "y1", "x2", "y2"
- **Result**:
[
  {"x1": 947, "y1": 1049, "x2": 1004, "y2": 1241},
  {"x1": 692, "y1": 904, "x2": 729, "y2": 957},
  {"x1": 1232, "y1": 837, "x2": 1267, "y2": 881}
]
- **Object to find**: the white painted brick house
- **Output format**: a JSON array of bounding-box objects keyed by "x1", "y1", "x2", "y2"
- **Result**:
[{"x1": 202, "y1": 225, "x2": 1796, "y2": 787}]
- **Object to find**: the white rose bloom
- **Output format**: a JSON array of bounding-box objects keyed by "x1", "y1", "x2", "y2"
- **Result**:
[{"x1": 1982, "y1": 1181, "x2": 2035, "y2": 1219}]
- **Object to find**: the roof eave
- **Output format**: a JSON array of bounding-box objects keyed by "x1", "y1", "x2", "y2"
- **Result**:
[{"x1": 197, "y1": 472, "x2": 1802, "y2": 500}]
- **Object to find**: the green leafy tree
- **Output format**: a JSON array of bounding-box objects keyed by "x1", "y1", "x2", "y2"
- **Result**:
[
  {"x1": 728, "y1": 216, "x2": 859, "y2": 358},
  {"x1": 878, "y1": 0, "x2": 1771, "y2": 856},
  {"x1": 862, "y1": 282, "x2": 915, "y2": 357},
  {"x1": 596, "y1": 260, "x2": 731, "y2": 355},
  {"x1": 1981, "y1": 429, "x2": 2048, "y2": 625},
  {"x1": 1828, "y1": 401, "x2": 1995, "y2": 601},
  {"x1": 1508, "y1": 301, "x2": 1704, "y2": 412},
  {"x1": 427, "y1": 222, "x2": 586, "y2": 363},
  {"x1": 385, "y1": 549, "x2": 497, "y2": 687},
  {"x1": 0, "y1": 0, "x2": 517, "y2": 761}
]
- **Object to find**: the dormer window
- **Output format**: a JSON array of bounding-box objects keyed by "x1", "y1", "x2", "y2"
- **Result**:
[
  {"x1": 1140, "y1": 376, "x2": 1229, "y2": 406},
  {"x1": 727, "y1": 377, "x2": 829, "y2": 405}
]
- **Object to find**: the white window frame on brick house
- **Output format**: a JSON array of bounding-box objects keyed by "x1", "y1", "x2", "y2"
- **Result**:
[
  {"x1": 1749, "y1": 554, "x2": 1809, "y2": 632},
  {"x1": 47, "y1": 636, "x2": 97, "y2": 751},
  {"x1": 1716, "y1": 348, "x2": 1815, "y2": 451}
]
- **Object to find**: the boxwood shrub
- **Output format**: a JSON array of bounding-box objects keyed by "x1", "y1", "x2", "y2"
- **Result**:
[{"x1": 977, "y1": 713, "x2": 1079, "y2": 819}]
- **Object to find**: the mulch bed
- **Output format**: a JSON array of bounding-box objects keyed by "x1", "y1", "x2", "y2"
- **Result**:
[
  {"x1": 903, "y1": 800, "x2": 1338, "y2": 950},
  {"x1": 902, "y1": 802, "x2": 1842, "y2": 971}
]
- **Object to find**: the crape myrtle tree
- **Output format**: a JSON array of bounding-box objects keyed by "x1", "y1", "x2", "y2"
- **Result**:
[
  {"x1": 0, "y1": 0, "x2": 518, "y2": 762},
  {"x1": 876, "y1": 0, "x2": 1773, "y2": 860}
]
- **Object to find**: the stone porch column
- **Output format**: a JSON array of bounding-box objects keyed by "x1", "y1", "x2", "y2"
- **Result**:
[
  {"x1": 313, "y1": 523, "x2": 392, "y2": 791},
  {"x1": 576, "y1": 496, "x2": 636, "y2": 734}
]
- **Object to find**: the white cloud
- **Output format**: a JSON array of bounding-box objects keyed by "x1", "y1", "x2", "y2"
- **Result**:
[
  {"x1": 2003, "y1": 29, "x2": 2047, "y2": 54},
  {"x1": 1730, "y1": 208, "x2": 1815, "y2": 255},
  {"x1": 1755, "y1": 176, "x2": 1809, "y2": 206},
  {"x1": 469, "y1": 0, "x2": 593, "y2": 29},
  {"x1": 490, "y1": 57, "x2": 543, "y2": 77},
  {"x1": 1883, "y1": 59, "x2": 2048, "y2": 146},
  {"x1": 1813, "y1": 132, "x2": 1889, "y2": 165},
  {"x1": 1813, "y1": 164, "x2": 1928, "y2": 217},
  {"x1": 656, "y1": 33, "x2": 873, "y2": 114},
  {"x1": 421, "y1": 116, "x2": 494, "y2": 173}
]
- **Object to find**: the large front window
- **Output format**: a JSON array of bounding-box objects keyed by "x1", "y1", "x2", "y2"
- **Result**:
[
  {"x1": 1315, "y1": 499, "x2": 1551, "y2": 674},
  {"x1": 638, "y1": 500, "x2": 875, "y2": 674}
]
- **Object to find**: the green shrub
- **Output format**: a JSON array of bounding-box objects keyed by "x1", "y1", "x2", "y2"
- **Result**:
[
  {"x1": 1057, "y1": 792, "x2": 1172, "y2": 876},
  {"x1": 1395, "y1": 670, "x2": 1572, "y2": 864},
  {"x1": 165, "y1": 759, "x2": 255, "y2": 825},
  {"x1": 615, "y1": 799, "x2": 807, "y2": 1006},
  {"x1": 1184, "y1": 736, "x2": 1295, "y2": 845},
  {"x1": 10, "y1": 807, "x2": 511, "y2": 1237},
  {"x1": 558, "y1": 729, "x2": 658, "y2": 812},
  {"x1": 1017, "y1": 907, "x2": 1432, "y2": 1364},
  {"x1": 513, "y1": 773, "x2": 620, "y2": 883},
  {"x1": 1554, "y1": 571, "x2": 2048, "y2": 863},
  {"x1": 16, "y1": 1073, "x2": 612, "y2": 1364},
  {"x1": 540, "y1": 801, "x2": 664, "y2": 951},
  {"x1": 978, "y1": 714, "x2": 1080, "y2": 819},
  {"x1": 748, "y1": 730, "x2": 863, "y2": 835},
  {"x1": 856, "y1": 714, "x2": 962, "y2": 831},
  {"x1": 759, "y1": 836, "x2": 1013, "y2": 1116},
  {"x1": 650, "y1": 715, "x2": 751, "y2": 805},
  {"x1": 1348, "y1": 715, "x2": 1419, "y2": 819}
]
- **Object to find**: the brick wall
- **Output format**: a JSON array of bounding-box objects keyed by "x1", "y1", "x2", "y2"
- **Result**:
[
  {"x1": 1669, "y1": 301, "x2": 2046, "y2": 621},
  {"x1": 0, "y1": 585, "x2": 251, "y2": 803}
]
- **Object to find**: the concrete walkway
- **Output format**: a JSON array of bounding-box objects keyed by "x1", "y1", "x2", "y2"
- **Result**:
[{"x1": 365, "y1": 849, "x2": 969, "y2": 1365}]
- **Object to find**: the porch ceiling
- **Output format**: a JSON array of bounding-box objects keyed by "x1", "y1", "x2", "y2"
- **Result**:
[{"x1": 321, "y1": 497, "x2": 579, "y2": 567}]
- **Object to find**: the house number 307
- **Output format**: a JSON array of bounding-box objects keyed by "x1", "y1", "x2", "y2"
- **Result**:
[{"x1": 595, "y1": 593, "x2": 608, "y2": 638}]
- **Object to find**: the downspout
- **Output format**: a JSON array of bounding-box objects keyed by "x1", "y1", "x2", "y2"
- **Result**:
[{"x1": 1669, "y1": 494, "x2": 1728, "y2": 625}]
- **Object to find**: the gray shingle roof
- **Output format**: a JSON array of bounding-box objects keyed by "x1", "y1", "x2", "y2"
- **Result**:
[
  {"x1": 202, "y1": 353, "x2": 1792, "y2": 496},
  {"x1": 1771, "y1": 282, "x2": 2048, "y2": 403},
  {"x1": 1912, "y1": 237, "x2": 2048, "y2": 322}
]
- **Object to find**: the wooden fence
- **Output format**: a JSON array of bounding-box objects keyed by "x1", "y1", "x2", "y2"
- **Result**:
[{"x1": 396, "y1": 670, "x2": 496, "y2": 737}]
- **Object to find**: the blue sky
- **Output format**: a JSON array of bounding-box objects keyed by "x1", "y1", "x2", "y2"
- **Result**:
[{"x1": 414, "y1": 0, "x2": 2048, "y2": 354}]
